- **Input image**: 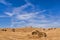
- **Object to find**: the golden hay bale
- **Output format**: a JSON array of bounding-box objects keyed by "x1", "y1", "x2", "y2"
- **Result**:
[
  {"x1": 54, "y1": 28, "x2": 56, "y2": 29},
  {"x1": 32, "y1": 30, "x2": 47, "y2": 38},
  {"x1": 12, "y1": 29, "x2": 15, "y2": 32},
  {"x1": 48, "y1": 28, "x2": 53, "y2": 30},
  {"x1": 43, "y1": 28, "x2": 46, "y2": 30},
  {"x1": 48, "y1": 28, "x2": 56, "y2": 30},
  {"x1": 1, "y1": 29, "x2": 7, "y2": 31}
]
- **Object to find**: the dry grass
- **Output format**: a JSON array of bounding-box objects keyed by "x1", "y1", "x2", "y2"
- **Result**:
[{"x1": 0, "y1": 27, "x2": 59, "y2": 40}]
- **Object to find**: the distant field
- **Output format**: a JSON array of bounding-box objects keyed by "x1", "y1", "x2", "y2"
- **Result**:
[{"x1": 0, "y1": 27, "x2": 60, "y2": 40}]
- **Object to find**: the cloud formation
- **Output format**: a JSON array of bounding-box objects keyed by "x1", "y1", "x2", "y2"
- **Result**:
[
  {"x1": 0, "y1": 0, "x2": 12, "y2": 6},
  {"x1": 0, "y1": 0, "x2": 60, "y2": 28}
]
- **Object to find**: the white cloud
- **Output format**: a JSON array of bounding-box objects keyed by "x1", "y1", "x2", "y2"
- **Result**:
[
  {"x1": 4, "y1": 5, "x2": 53, "y2": 28},
  {"x1": 0, "y1": 15, "x2": 10, "y2": 17},
  {"x1": 5, "y1": 12, "x2": 14, "y2": 17},
  {"x1": 16, "y1": 13, "x2": 33, "y2": 20},
  {"x1": 0, "y1": 12, "x2": 14, "y2": 17},
  {"x1": 4, "y1": 0, "x2": 35, "y2": 17},
  {"x1": 13, "y1": 10, "x2": 60, "y2": 28},
  {"x1": 3, "y1": 0, "x2": 60, "y2": 28},
  {"x1": 0, "y1": 0, "x2": 12, "y2": 6},
  {"x1": 12, "y1": 10, "x2": 51, "y2": 28},
  {"x1": 13, "y1": 3, "x2": 35, "y2": 14}
]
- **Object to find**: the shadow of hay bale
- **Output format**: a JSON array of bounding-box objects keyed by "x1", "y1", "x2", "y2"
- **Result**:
[{"x1": 31, "y1": 30, "x2": 47, "y2": 38}]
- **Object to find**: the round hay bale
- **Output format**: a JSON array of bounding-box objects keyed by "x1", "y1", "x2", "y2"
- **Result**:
[
  {"x1": 43, "y1": 28, "x2": 45, "y2": 30},
  {"x1": 32, "y1": 30, "x2": 47, "y2": 38},
  {"x1": 1, "y1": 29, "x2": 7, "y2": 32},
  {"x1": 12, "y1": 29, "x2": 15, "y2": 32},
  {"x1": 38, "y1": 32, "x2": 47, "y2": 37},
  {"x1": 32, "y1": 30, "x2": 38, "y2": 35}
]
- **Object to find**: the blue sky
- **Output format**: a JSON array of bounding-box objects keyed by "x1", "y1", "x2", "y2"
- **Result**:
[{"x1": 0, "y1": 0, "x2": 60, "y2": 28}]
